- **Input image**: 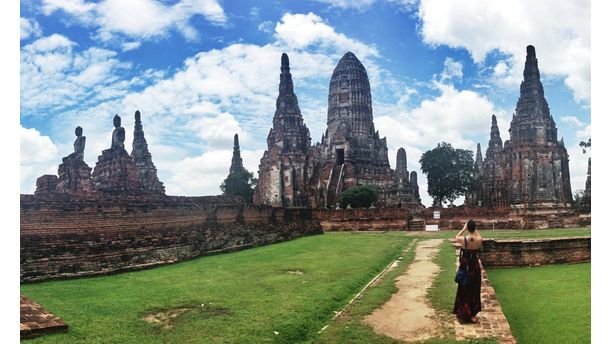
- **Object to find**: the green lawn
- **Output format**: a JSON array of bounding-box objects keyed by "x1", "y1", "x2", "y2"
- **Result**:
[
  {"x1": 21, "y1": 233, "x2": 411, "y2": 343},
  {"x1": 21, "y1": 229, "x2": 591, "y2": 343},
  {"x1": 487, "y1": 263, "x2": 591, "y2": 344}
]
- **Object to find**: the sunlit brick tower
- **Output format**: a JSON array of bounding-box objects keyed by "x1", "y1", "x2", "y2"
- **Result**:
[
  {"x1": 478, "y1": 45, "x2": 572, "y2": 209},
  {"x1": 131, "y1": 110, "x2": 165, "y2": 194},
  {"x1": 254, "y1": 53, "x2": 314, "y2": 207},
  {"x1": 314, "y1": 52, "x2": 395, "y2": 207},
  {"x1": 503, "y1": 45, "x2": 572, "y2": 208}
]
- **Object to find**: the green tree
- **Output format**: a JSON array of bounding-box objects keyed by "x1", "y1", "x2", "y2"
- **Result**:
[
  {"x1": 339, "y1": 185, "x2": 378, "y2": 209},
  {"x1": 220, "y1": 170, "x2": 257, "y2": 202},
  {"x1": 419, "y1": 142, "x2": 474, "y2": 207},
  {"x1": 572, "y1": 190, "x2": 585, "y2": 211}
]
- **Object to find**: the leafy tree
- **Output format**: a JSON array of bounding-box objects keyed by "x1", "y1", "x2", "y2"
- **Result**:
[
  {"x1": 220, "y1": 169, "x2": 257, "y2": 202},
  {"x1": 579, "y1": 138, "x2": 591, "y2": 154},
  {"x1": 339, "y1": 185, "x2": 378, "y2": 209},
  {"x1": 572, "y1": 190, "x2": 585, "y2": 211},
  {"x1": 419, "y1": 142, "x2": 474, "y2": 207}
]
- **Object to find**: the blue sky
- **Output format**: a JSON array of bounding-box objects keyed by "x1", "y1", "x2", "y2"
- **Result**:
[{"x1": 20, "y1": 0, "x2": 591, "y2": 206}]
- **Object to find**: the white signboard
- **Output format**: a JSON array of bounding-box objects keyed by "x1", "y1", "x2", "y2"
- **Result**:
[
  {"x1": 425, "y1": 224, "x2": 439, "y2": 231},
  {"x1": 433, "y1": 211, "x2": 441, "y2": 219}
]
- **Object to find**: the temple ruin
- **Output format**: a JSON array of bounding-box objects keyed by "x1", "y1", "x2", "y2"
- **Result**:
[
  {"x1": 35, "y1": 111, "x2": 165, "y2": 196},
  {"x1": 472, "y1": 45, "x2": 573, "y2": 209},
  {"x1": 254, "y1": 52, "x2": 423, "y2": 209}
]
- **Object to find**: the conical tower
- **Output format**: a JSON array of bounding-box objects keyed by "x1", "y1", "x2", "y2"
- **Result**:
[
  {"x1": 254, "y1": 53, "x2": 313, "y2": 207},
  {"x1": 130, "y1": 110, "x2": 165, "y2": 194},
  {"x1": 229, "y1": 133, "x2": 246, "y2": 174},
  {"x1": 317, "y1": 52, "x2": 396, "y2": 208}
]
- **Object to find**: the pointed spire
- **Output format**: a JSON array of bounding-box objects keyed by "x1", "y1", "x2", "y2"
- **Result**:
[
  {"x1": 489, "y1": 114, "x2": 503, "y2": 148},
  {"x1": 515, "y1": 45, "x2": 550, "y2": 119},
  {"x1": 396, "y1": 147, "x2": 407, "y2": 173},
  {"x1": 130, "y1": 110, "x2": 165, "y2": 193},
  {"x1": 230, "y1": 133, "x2": 245, "y2": 175},
  {"x1": 475, "y1": 143, "x2": 483, "y2": 170}
]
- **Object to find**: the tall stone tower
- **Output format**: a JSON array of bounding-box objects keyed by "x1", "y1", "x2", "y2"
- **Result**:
[
  {"x1": 316, "y1": 52, "x2": 395, "y2": 207},
  {"x1": 481, "y1": 114, "x2": 508, "y2": 207},
  {"x1": 131, "y1": 110, "x2": 165, "y2": 194},
  {"x1": 229, "y1": 133, "x2": 246, "y2": 175},
  {"x1": 477, "y1": 45, "x2": 572, "y2": 209},
  {"x1": 254, "y1": 53, "x2": 314, "y2": 207},
  {"x1": 503, "y1": 45, "x2": 572, "y2": 207},
  {"x1": 465, "y1": 143, "x2": 483, "y2": 207},
  {"x1": 390, "y1": 148, "x2": 422, "y2": 207}
]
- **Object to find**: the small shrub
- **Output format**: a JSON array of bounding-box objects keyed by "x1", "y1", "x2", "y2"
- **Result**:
[{"x1": 339, "y1": 185, "x2": 378, "y2": 209}]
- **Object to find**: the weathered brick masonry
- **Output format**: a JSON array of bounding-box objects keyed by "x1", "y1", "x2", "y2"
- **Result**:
[
  {"x1": 315, "y1": 206, "x2": 590, "y2": 232},
  {"x1": 21, "y1": 194, "x2": 322, "y2": 282},
  {"x1": 479, "y1": 237, "x2": 591, "y2": 267}
]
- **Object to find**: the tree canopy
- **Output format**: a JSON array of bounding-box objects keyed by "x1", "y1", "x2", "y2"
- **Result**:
[
  {"x1": 220, "y1": 169, "x2": 257, "y2": 202},
  {"x1": 339, "y1": 185, "x2": 378, "y2": 209},
  {"x1": 419, "y1": 142, "x2": 474, "y2": 207}
]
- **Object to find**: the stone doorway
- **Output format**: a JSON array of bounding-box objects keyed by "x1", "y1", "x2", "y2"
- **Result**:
[{"x1": 336, "y1": 148, "x2": 344, "y2": 165}]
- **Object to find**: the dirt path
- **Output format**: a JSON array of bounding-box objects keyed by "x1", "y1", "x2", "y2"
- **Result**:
[{"x1": 363, "y1": 239, "x2": 445, "y2": 342}]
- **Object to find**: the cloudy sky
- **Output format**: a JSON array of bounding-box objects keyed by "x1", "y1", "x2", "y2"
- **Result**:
[{"x1": 20, "y1": 0, "x2": 591, "y2": 206}]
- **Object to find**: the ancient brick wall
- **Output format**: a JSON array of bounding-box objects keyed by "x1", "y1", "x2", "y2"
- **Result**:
[
  {"x1": 479, "y1": 237, "x2": 591, "y2": 267},
  {"x1": 314, "y1": 208, "x2": 415, "y2": 231},
  {"x1": 21, "y1": 195, "x2": 322, "y2": 282},
  {"x1": 315, "y1": 206, "x2": 590, "y2": 231}
]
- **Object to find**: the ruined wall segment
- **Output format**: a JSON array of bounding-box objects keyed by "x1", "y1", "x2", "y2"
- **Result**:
[{"x1": 20, "y1": 194, "x2": 322, "y2": 282}]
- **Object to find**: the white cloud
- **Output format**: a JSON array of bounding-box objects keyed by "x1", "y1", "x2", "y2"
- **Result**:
[
  {"x1": 21, "y1": 34, "x2": 137, "y2": 116},
  {"x1": 417, "y1": 0, "x2": 590, "y2": 102},
  {"x1": 560, "y1": 115, "x2": 586, "y2": 128},
  {"x1": 439, "y1": 57, "x2": 463, "y2": 82},
  {"x1": 311, "y1": 0, "x2": 377, "y2": 10},
  {"x1": 258, "y1": 20, "x2": 274, "y2": 33},
  {"x1": 166, "y1": 149, "x2": 263, "y2": 196},
  {"x1": 20, "y1": 126, "x2": 60, "y2": 193},
  {"x1": 274, "y1": 12, "x2": 379, "y2": 59},
  {"x1": 311, "y1": 0, "x2": 418, "y2": 11},
  {"x1": 121, "y1": 41, "x2": 142, "y2": 52},
  {"x1": 576, "y1": 125, "x2": 591, "y2": 140},
  {"x1": 20, "y1": 17, "x2": 42, "y2": 40},
  {"x1": 41, "y1": 0, "x2": 227, "y2": 45}
]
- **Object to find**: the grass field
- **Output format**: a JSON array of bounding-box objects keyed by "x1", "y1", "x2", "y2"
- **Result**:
[
  {"x1": 21, "y1": 233, "x2": 413, "y2": 343},
  {"x1": 21, "y1": 228, "x2": 590, "y2": 343},
  {"x1": 487, "y1": 263, "x2": 591, "y2": 344}
]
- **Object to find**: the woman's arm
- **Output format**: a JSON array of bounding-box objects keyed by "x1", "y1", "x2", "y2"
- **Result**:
[{"x1": 453, "y1": 222, "x2": 468, "y2": 244}]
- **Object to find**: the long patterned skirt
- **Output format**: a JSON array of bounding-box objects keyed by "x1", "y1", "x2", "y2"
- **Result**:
[{"x1": 453, "y1": 249, "x2": 482, "y2": 321}]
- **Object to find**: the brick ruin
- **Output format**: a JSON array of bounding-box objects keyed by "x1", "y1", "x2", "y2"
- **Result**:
[
  {"x1": 20, "y1": 194, "x2": 322, "y2": 282},
  {"x1": 229, "y1": 133, "x2": 247, "y2": 175},
  {"x1": 35, "y1": 111, "x2": 164, "y2": 196},
  {"x1": 254, "y1": 52, "x2": 423, "y2": 209},
  {"x1": 469, "y1": 46, "x2": 573, "y2": 210}
]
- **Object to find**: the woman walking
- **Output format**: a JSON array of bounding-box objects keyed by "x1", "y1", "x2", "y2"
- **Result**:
[{"x1": 453, "y1": 220, "x2": 482, "y2": 323}]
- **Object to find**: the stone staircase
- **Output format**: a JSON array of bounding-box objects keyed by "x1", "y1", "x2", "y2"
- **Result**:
[
  {"x1": 407, "y1": 219, "x2": 425, "y2": 231},
  {"x1": 326, "y1": 163, "x2": 344, "y2": 208}
]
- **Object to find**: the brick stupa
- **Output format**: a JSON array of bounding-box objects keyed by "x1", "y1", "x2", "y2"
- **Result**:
[
  {"x1": 130, "y1": 110, "x2": 165, "y2": 193},
  {"x1": 91, "y1": 114, "x2": 144, "y2": 193}
]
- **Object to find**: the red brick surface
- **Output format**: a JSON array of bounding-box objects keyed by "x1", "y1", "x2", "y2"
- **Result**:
[
  {"x1": 20, "y1": 296, "x2": 68, "y2": 339},
  {"x1": 21, "y1": 194, "x2": 322, "y2": 282},
  {"x1": 479, "y1": 237, "x2": 591, "y2": 267}
]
